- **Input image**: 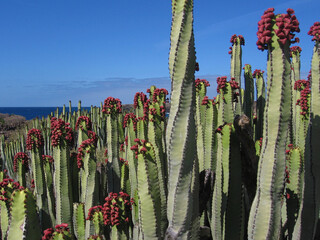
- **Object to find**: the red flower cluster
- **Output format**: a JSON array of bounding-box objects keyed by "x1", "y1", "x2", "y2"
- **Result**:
[
  {"x1": 228, "y1": 34, "x2": 245, "y2": 54},
  {"x1": 216, "y1": 76, "x2": 227, "y2": 93},
  {"x1": 102, "y1": 97, "x2": 122, "y2": 115},
  {"x1": 119, "y1": 157, "x2": 128, "y2": 166},
  {"x1": 253, "y1": 69, "x2": 265, "y2": 78},
  {"x1": 102, "y1": 192, "x2": 133, "y2": 226},
  {"x1": 26, "y1": 128, "x2": 44, "y2": 150},
  {"x1": 133, "y1": 92, "x2": 148, "y2": 109},
  {"x1": 76, "y1": 131, "x2": 98, "y2": 168},
  {"x1": 152, "y1": 88, "x2": 168, "y2": 103},
  {"x1": 86, "y1": 205, "x2": 103, "y2": 221},
  {"x1": 195, "y1": 78, "x2": 210, "y2": 90},
  {"x1": 308, "y1": 22, "x2": 320, "y2": 42},
  {"x1": 123, "y1": 113, "x2": 138, "y2": 131},
  {"x1": 120, "y1": 143, "x2": 125, "y2": 152},
  {"x1": 50, "y1": 117, "x2": 74, "y2": 147},
  {"x1": 201, "y1": 96, "x2": 215, "y2": 106},
  {"x1": 294, "y1": 80, "x2": 311, "y2": 117},
  {"x1": 75, "y1": 116, "x2": 92, "y2": 131},
  {"x1": 42, "y1": 224, "x2": 70, "y2": 240},
  {"x1": 290, "y1": 46, "x2": 302, "y2": 57},
  {"x1": 42, "y1": 155, "x2": 54, "y2": 164},
  {"x1": 0, "y1": 178, "x2": 23, "y2": 201},
  {"x1": 42, "y1": 228, "x2": 54, "y2": 240},
  {"x1": 13, "y1": 152, "x2": 29, "y2": 172},
  {"x1": 257, "y1": 8, "x2": 299, "y2": 51},
  {"x1": 130, "y1": 138, "x2": 148, "y2": 159},
  {"x1": 230, "y1": 34, "x2": 245, "y2": 45}
]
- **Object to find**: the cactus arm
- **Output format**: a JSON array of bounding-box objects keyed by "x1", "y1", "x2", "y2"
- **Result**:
[
  {"x1": 43, "y1": 158, "x2": 56, "y2": 227},
  {"x1": 243, "y1": 64, "x2": 254, "y2": 125},
  {"x1": 73, "y1": 203, "x2": 86, "y2": 240},
  {"x1": 254, "y1": 72, "x2": 266, "y2": 141},
  {"x1": 166, "y1": 0, "x2": 199, "y2": 238},
  {"x1": 7, "y1": 189, "x2": 41, "y2": 240},
  {"x1": 0, "y1": 200, "x2": 9, "y2": 239},
  {"x1": 230, "y1": 35, "x2": 244, "y2": 115},
  {"x1": 136, "y1": 143, "x2": 162, "y2": 239}
]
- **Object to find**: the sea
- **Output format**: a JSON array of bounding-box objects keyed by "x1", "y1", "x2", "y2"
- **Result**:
[{"x1": 0, "y1": 107, "x2": 92, "y2": 121}]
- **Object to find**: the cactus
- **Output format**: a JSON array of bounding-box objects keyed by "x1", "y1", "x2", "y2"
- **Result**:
[
  {"x1": 102, "y1": 97, "x2": 122, "y2": 193},
  {"x1": 26, "y1": 128, "x2": 52, "y2": 230},
  {"x1": 229, "y1": 34, "x2": 244, "y2": 115},
  {"x1": 166, "y1": 0, "x2": 199, "y2": 238},
  {"x1": 51, "y1": 117, "x2": 74, "y2": 235},
  {"x1": 13, "y1": 152, "x2": 29, "y2": 187},
  {"x1": 7, "y1": 188, "x2": 41, "y2": 239},
  {"x1": 248, "y1": 8, "x2": 299, "y2": 239}
]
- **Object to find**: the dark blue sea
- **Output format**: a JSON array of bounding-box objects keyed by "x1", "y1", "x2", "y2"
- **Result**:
[{"x1": 0, "y1": 107, "x2": 91, "y2": 120}]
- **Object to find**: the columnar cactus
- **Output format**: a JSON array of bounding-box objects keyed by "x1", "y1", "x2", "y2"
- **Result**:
[
  {"x1": 229, "y1": 34, "x2": 244, "y2": 115},
  {"x1": 103, "y1": 97, "x2": 122, "y2": 193},
  {"x1": 27, "y1": 128, "x2": 51, "y2": 229},
  {"x1": 166, "y1": 0, "x2": 199, "y2": 238},
  {"x1": 13, "y1": 152, "x2": 29, "y2": 187},
  {"x1": 248, "y1": 8, "x2": 299, "y2": 239},
  {"x1": 51, "y1": 117, "x2": 74, "y2": 234}
]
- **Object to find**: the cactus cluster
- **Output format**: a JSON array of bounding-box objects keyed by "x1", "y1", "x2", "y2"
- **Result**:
[{"x1": 1, "y1": 2, "x2": 320, "y2": 240}]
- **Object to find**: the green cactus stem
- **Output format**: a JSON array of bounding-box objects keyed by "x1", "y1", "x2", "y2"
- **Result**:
[
  {"x1": 248, "y1": 8, "x2": 299, "y2": 239},
  {"x1": 102, "y1": 97, "x2": 122, "y2": 193},
  {"x1": 26, "y1": 128, "x2": 51, "y2": 230},
  {"x1": 76, "y1": 130, "x2": 99, "y2": 238},
  {"x1": 131, "y1": 139, "x2": 167, "y2": 239},
  {"x1": 229, "y1": 34, "x2": 245, "y2": 115},
  {"x1": 13, "y1": 152, "x2": 29, "y2": 187},
  {"x1": 243, "y1": 64, "x2": 254, "y2": 126},
  {"x1": 51, "y1": 117, "x2": 74, "y2": 235},
  {"x1": 166, "y1": 0, "x2": 199, "y2": 238},
  {"x1": 7, "y1": 188, "x2": 41, "y2": 240},
  {"x1": 253, "y1": 70, "x2": 266, "y2": 141},
  {"x1": 211, "y1": 124, "x2": 243, "y2": 240},
  {"x1": 293, "y1": 21, "x2": 320, "y2": 239},
  {"x1": 73, "y1": 203, "x2": 86, "y2": 240}
]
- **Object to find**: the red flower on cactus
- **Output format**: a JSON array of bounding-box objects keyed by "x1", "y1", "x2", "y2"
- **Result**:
[
  {"x1": 102, "y1": 97, "x2": 122, "y2": 114},
  {"x1": 55, "y1": 223, "x2": 69, "y2": 233},
  {"x1": 76, "y1": 130, "x2": 97, "y2": 168},
  {"x1": 75, "y1": 116, "x2": 92, "y2": 131},
  {"x1": 13, "y1": 152, "x2": 29, "y2": 172},
  {"x1": 50, "y1": 117, "x2": 74, "y2": 147},
  {"x1": 152, "y1": 88, "x2": 168, "y2": 103},
  {"x1": 42, "y1": 155, "x2": 54, "y2": 164},
  {"x1": 294, "y1": 79, "x2": 311, "y2": 117},
  {"x1": 230, "y1": 34, "x2": 245, "y2": 46},
  {"x1": 257, "y1": 8, "x2": 299, "y2": 50},
  {"x1": 195, "y1": 78, "x2": 210, "y2": 90},
  {"x1": 26, "y1": 128, "x2": 44, "y2": 150},
  {"x1": 102, "y1": 192, "x2": 133, "y2": 226},
  {"x1": 290, "y1": 46, "x2": 302, "y2": 57},
  {"x1": 86, "y1": 205, "x2": 103, "y2": 221},
  {"x1": 42, "y1": 228, "x2": 54, "y2": 240},
  {"x1": 123, "y1": 113, "x2": 138, "y2": 131},
  {"x1": 216, "y1": 76, "x2": 227, "y2": 93},
  {"x1": 133, "y1": 92, "x2": 148, "y2": 109},
  {"x1": 253, "y1": 69, "x2": 265, "y2": 78},
  {"x1": 0, "y1": 178, "x2": 23, "y2": 202},
  {"x1": 308, "y1": 22, "x2": 320, "y2": 42}
]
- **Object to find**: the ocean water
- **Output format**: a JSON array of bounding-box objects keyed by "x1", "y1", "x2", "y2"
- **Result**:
[{"x1": 0, "y1": 107, "x2": 91, "y2": 120}]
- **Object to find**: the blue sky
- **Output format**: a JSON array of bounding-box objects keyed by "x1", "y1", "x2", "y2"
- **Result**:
[{"x1": 0, "y1": 0, "x2": 319, "y2": 107}]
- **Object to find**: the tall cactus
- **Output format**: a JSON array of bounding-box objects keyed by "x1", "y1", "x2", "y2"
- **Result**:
[
  {"x1": 229, "y1": 34, "x2": 244, "y2": 115},
  {"x1": 26, "y1": 128, "x2": 51, "y2": 230},
  {"x1": 248, "y1": 8, "x2": 299, "y2": 239},
  {"x1": 51, "y1": 117, "x2": 74, "y2": 235},
  {"x1": 166, "y1": 0, "x2": 199, "y2": 238}
]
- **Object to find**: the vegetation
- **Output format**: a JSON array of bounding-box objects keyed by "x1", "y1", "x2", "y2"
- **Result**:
[{"x1": 1, "y1": 1, "x2": 320, "y2": 239}]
